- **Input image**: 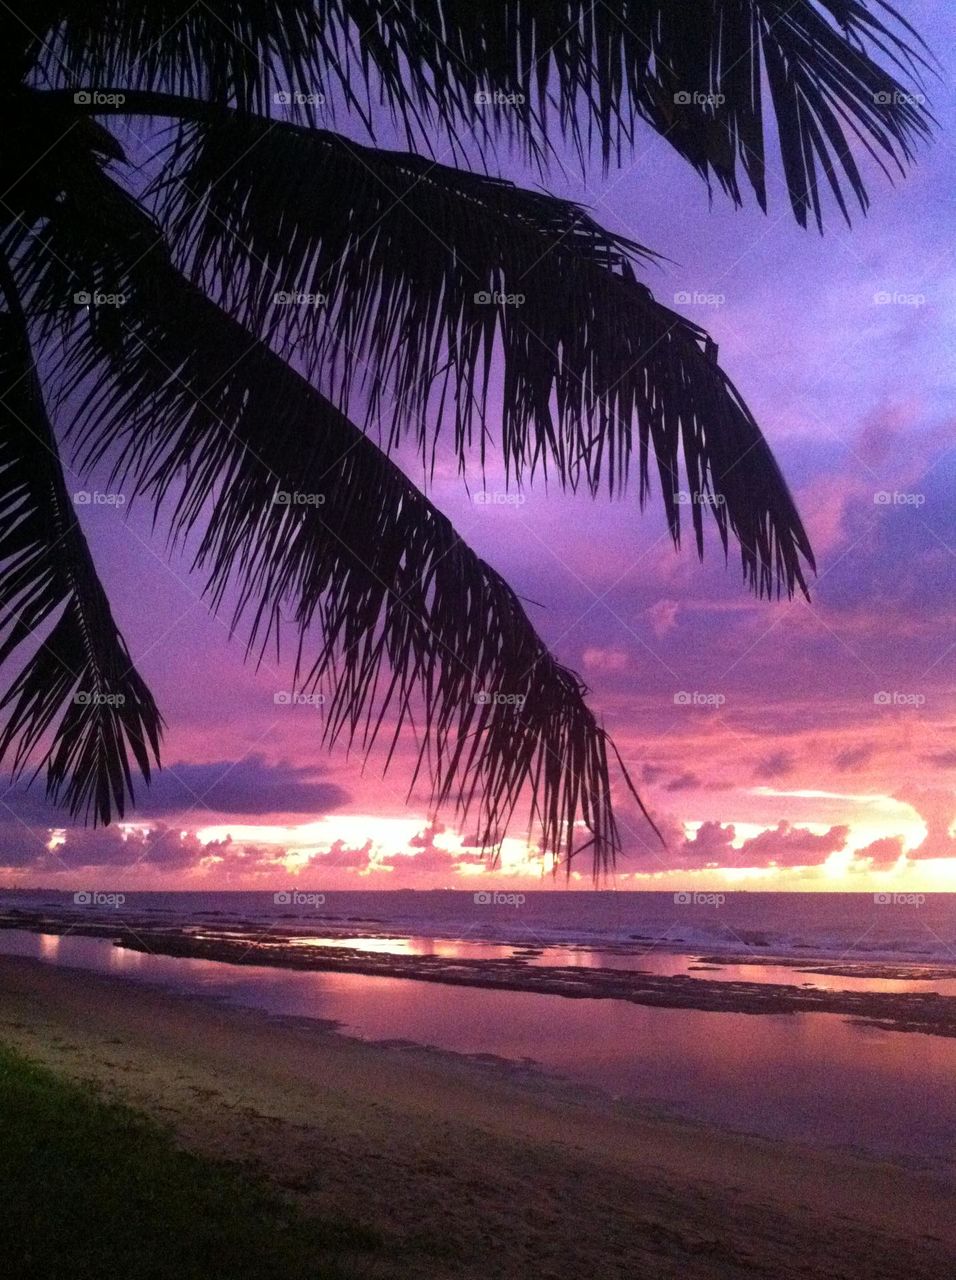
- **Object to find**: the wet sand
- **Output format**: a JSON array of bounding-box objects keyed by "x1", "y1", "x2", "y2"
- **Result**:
[{"x1": 0, "y1": 952, "x2": 953, "y2": 1279}]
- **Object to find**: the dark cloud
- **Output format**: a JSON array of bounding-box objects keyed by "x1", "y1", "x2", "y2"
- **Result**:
[
  {"x1": 833, "y1": 745, "x2": 874, "y2": 772},
  {"x1": 920, "y1": 750, "x2": 956, "y2": 771},
  {"x1": 753, "y1": 751, "x2": 796, "y2": 781},
  {"x1": 663, "y1": 772, "x2": 702, "y2": 793},
  {"x1": 0, "y1": 824, "x2": 229, "y2": 876},
  {"x1": 682, "y1": 821, "x2": 737, "y2": 862},
  {"x1": 821, "y1": 454, "x2": 956, "y2": 620},
  {"x1": 1, "y1": 755, "x2": 349, "y2": 825}
]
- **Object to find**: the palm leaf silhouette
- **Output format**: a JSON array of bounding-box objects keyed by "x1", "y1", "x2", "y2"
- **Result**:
[{"x1": 0, "y1": 2, "x2": 932, "y2": 868}]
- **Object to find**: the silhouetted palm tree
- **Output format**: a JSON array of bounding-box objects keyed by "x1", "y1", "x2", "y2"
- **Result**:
[{"x1": 0, "y1": 2, "x2": 931, "y2": 869}]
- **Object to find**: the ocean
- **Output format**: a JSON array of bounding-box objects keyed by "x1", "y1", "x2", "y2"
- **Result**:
[{"x1": 3, "y1": 889, "x2": 954, "y2": 963}]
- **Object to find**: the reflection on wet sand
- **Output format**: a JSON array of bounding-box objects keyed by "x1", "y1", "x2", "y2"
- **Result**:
[{"x1": 2, "y1": 926, "x2": 956, "y2": 1170}]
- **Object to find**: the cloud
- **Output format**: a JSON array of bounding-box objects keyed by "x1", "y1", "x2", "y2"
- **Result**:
[
  {"x1": 855, "y1": 835, "x2": 906, "y2": 868},
  {"x1": 683, "y1": 821, "x2": 737, "y2": 862},
  {"x1": 735, "y1": 821, "x2": 849, "y2": 868},
  {"x1": 833, "y1": 745, "x2": 874, "y2": 772},
  {"x1": 921, "y1": 750, "x2": 956, "y2": 770},
  {"x1": 135, "y1": 755, "x2": 350, "y2": 817},
  {"x1": 662, "y1": 772, "x2": 702, "y2": 793},
  {"x1": 647, "y1": 599, "x2": 680, "y2": 638},
  {"x1": 753, "y1": 751, "x2": 796, "y2": 781},
  {"x1": 1, "y1": 755, "x2": 350, "y2": 825},
  {"x1": 895, "y1": 786, "x2": 956, "y2": 859},
  {"x1": 379, "y1": 821, "x2": 485, "y2": 875},
  {"x1": 0, "y1": 824, "x2": 230, "y2": 875},
  {"x1": 312, "y1": 839, "x2": 375, "y2": 869},
  {"x1": 581, "y1": 647, "x2": 630, "y2": 673}
]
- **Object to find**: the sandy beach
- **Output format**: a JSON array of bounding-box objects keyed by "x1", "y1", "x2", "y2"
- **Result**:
[{"x1": 0, "y1": 952, "x2": 952, "y2": 1279}]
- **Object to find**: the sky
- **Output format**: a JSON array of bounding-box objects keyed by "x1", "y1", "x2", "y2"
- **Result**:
[{"x1": 2, "y1": 2, "x2": 955, "y2": 891}]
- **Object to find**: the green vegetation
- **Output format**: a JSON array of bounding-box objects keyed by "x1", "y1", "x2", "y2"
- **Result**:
[{"x1": 0, "y1": 1042, "x2": 377, "y2": 1279}]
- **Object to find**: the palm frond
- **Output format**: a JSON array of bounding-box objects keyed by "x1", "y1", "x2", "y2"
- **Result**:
[
  {"x1": 150, "y1": 110, "x2": 813, "y2": 598},
  {"x1": 28, "y1": 2, "x2": 934, "y2": 223},
  {"x1": 9, "y1": 163, "x2": 653, "y2": 871},
  {"x1": 0, "y1": 270, "x2": 162, "y2": 824}
]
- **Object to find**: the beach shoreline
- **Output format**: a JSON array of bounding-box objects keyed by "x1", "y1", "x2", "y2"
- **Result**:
[
  {"x1": 4, "y1": 908, "x2": 956, "y2": 1038},
  {"x1": 1, "y1": 951, "x2": 953, "y2": 1278}
]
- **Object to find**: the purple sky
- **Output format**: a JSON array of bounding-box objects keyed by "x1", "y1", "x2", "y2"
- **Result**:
[{"x1": 3, "y1": 2, "x2": 954, "y2": 889}]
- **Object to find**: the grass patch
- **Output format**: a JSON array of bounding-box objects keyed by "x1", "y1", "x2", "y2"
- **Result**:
[{"x1": 0, "y1": 1041, "x2": 379, "y2": 1279}]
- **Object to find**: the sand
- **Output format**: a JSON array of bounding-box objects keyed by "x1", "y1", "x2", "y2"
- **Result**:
[{"x1": 0, "y1": 952, "x2": 953, "y2": 1279}]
